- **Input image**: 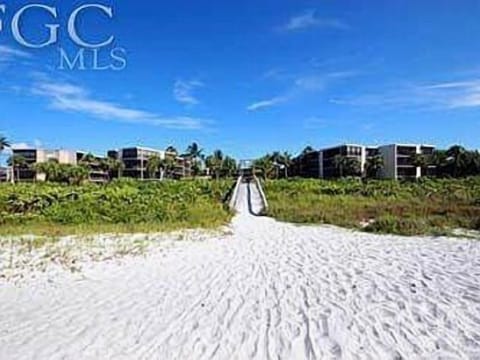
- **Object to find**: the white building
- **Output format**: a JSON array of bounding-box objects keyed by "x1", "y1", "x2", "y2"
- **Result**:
[{"x1": 378, "y1": 144, "x2": 436, "y2": 180}]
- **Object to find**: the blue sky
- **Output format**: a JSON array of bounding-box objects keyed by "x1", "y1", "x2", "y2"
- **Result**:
[{"x1": 1, "y1": 0, "x2": 480, "y2": 162}]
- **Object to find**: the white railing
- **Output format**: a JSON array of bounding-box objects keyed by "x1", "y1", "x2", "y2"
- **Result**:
[
  {"x1": 253, "y1": 176, "x2": 269, "y2": 212},
  {"x1": 229, "y1": 176, "x2": 243, "y2": 211}
]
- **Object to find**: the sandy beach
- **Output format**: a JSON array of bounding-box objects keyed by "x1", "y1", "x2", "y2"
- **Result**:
[{"x1": 1, "y1": 183, "x2": 480, "y2": 359}]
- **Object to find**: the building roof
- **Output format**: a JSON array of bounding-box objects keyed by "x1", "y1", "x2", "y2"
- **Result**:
[
  {"x1": 319, "y1": 143, "x2": 366, "y2": 152},
  {"x1": 379, "y1": 143, "x2": 436, "y2": 148}
]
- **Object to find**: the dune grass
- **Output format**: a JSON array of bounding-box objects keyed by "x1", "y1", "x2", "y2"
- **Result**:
[
  {"x1": 264, "y1": 178, "x2": 480, "y2": 236},
  {"x1": 0, "y1": 179, "x2": 234, "y2": 237}
]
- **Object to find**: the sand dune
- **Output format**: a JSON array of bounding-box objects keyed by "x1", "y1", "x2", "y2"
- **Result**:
[{"x1": 1, "y1": 183, "x2": 480, "y2": 359}]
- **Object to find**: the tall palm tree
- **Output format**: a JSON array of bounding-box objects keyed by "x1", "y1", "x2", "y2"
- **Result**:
[
  {"x1": 206, "y1": 150, "x2": 224, "y2": 180},
  {"x1": 222, "y1": 156, "x2": 237, "y2": 178},
  {"x1": 0, "y1": 135, "x2": 10, "y2": 153},
  {"x1": 107, "y1": 158, "x2": 125, "y2": 179},
  {"x1": 32, "y1": 160, "x2": 60, "y2": 182},
  {"x1": 187, "y1": 142, "x2": 204, "y2": 160},
  {"x1": 80, "y1": 153, "x2": 98, "y2": 167},
  {"x1": 165, "y1": 146, "x2": 178, "y2": 155},
  {"x1": 446, "y1": 145, "x2": 468, "y2": 178},
  {"x1": 186, "y1": 142, "x2": 205, "y2": 177},
  {"x1": 333, "y1": 155, "x2": 348, "y2": 178},
  {"x1": 269, "y1": 151, "x2": 283, "y2": 179},
  {"x1": 147, "y1": 154, "x2": 162, "y2": 179},
  {"x1": 410, "y1": 153, "x2": 430, "y2": 178},
  {"x1": 7, "y1": 154, "x2": 27, "y2": 182},
  {"x1": 162, "y1": 155, "x2": 176, "y2": 179},
  {"x1": 431, "y1": 150, "x2": 448, "y2": 177},
  {"x1": 365, "y1": 155, "x2": 384, "y2": 179},
  {"x1": 66, "y1": 165, "x2": 89, "y2": 185},
  {"x1": 254, "y1": 155, "x2": 274, "y2": 180},
  {"x1": 345, "y1": 158, "x2": 361, "y2": 177}
]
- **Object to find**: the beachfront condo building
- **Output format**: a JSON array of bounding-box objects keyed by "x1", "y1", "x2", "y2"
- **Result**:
[
  {"x1": 108, "y1": 147, "x2": 192, "y2": 180},
  {"x1": 293, "y1": 144, "x2": 367, "y2": 179},
  {"x1": 293, "y1": 143, "x2": 436, "y2": 180},
  {"x1": 11, "y1": 148, "x2": 109, "y2": 183},
  {"x1": 378, "y1": 144, "x2": 436, "y2": 179}
]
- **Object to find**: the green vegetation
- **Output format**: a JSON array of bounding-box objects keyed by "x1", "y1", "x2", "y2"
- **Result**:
[
  {"x1": 265, "y1": 178, "x2": 480, "y2": 236},
  {"x1": 254, "y1": 151, "x2": 293, "y2": 180},
  {"x1": 0, "y1": 179, "x2": 234, "y2": 236}
]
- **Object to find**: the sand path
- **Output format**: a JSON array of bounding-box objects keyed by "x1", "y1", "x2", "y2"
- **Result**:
[{"x1": 1, "y1": 183, "x2": 480, "y2": 359}]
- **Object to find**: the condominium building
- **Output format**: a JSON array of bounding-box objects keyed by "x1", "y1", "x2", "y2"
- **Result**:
[
  {"x1": 292, "y1": 143, "x2": 436, "y2": 180},
  {"x1": 320, "y1": 144, "x2": 365, "y2": 179},
  {"x1": 76, "y1": 151, "x2": 110, "y2": 183},
  {"x1": 292, "y1": 150, "x2": 322, "y2": 178},
  {"x1": 378, "y1": 144, "x2": 436, "y2": 179},
  {"x1": 293, "y1": 144, "x2": 366, "y2": 179},
  {"x1": 109, "y1": 146, "x2": 192, "y2": 180},
  {"x1": 11, "y1": 148, "x2": 108, "y2": 182}
]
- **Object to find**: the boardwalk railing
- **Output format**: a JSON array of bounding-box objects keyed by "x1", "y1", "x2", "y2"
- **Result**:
[
  {"x1": 253, "y1": 176, "x2": 269, "y2": 213},
  {"x1": 228, "y1": 176, "x2": 243, "y2": 211}
]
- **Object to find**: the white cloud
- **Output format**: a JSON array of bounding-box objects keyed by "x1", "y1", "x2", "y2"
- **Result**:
[
  {"x1": 332, "y1": 78, "x2": 480, "y2": 110},
  {"x1": 247, "y1": 96, "x2": 287, "y2": 111},
  {"x1": 0, "y1": 45, "x2": 30, "y2": 62},
  {"x1": 425, "y1": 80, "x2": 480, "y2": 108},
  {"x1": 304, "y1": 117, "x2": 328, "y2": 129},
  {"x1": 294, "y1": 75, "x2": 326, "y2": 91},
  {"x1": 281, "y1": 10, "x2": 349, "y2": 32},
  {"x1": 173, "y1": 79, "x2": 204, "y2": 106},
  {"x1": 247, "y1": 71, "x2": 355, "y2": 111},
  {"x1": 33, "y1": 81, "x2": 209, "y2": 130}
]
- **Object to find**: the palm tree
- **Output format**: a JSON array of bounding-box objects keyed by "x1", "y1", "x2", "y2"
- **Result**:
[
  {"x1": 410, "y1": 153, "x2": 430, "y2": 178},
  {"x1": 7, "y1": 154, "x2": 27, "y2": 182},
  {"x1": 165, "y1": 146, "x2": 178, "y2": 155},
  {"x1": 254, "y1": 155, "x2": 274, "y2": 180},
  {"x1": 79, "y1": 153, "x2": 98, "y2": 167},
  {"x1": 147, "y1": 154, "x2": 162, "y2": 179},
  {"x1": 162, "y1": 155, "x2": 176, "y2": 179},
  {"x1": 365, "y1": 155, "x2": 384, "y2": 179},
  {"x1": 0, "y1": 135, "x2": 10, "y2": 153},
  {"x1": 333, "y1": 155, "x2": 348, "y2": 178},
  {"x1": 431, "y1": 150, "x2": 448, "y2": 177},
  {"x1": 446, "y1": 145, "x2": 468, "y2": 178},
  {"x1": 206, "y1": 150, "x2": 224, "y2": 180},
  {"x1": 187, "y1": 142, "x2": 204, "y2": 160},
  {"x1": 106, "y1": 158, "x2": 125, "y2": 179},
  {"x1": 222, "y1": 156, "x2": 237, "y2": 178},
  {"x1": 186, "y1": 142, "x2": 205, "y2": 177},
  {"x1": 345, "y1": 158, "x2": 361, "y2": 177},
  {"x1": 269, "y1": 152, "x2": 283, "y2": 179},
  {"x1": 32, "y1": 159, "x2": 61, "y2": 182},
  {"x1": 66, "y1": 165, "x2": 89, "y2": 185}
]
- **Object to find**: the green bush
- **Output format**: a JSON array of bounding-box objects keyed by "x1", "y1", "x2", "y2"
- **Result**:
[
  {"x1": 0, "y1": 179, "x2": 234, "y2": 235},
  {"x1": 265, "y1": 177, "x2": 480, "y2": 236}
]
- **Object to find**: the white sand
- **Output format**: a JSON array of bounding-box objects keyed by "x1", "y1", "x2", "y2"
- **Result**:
[{"x1": 1, "y1": 183, "x2": 480, "y2": 359}]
